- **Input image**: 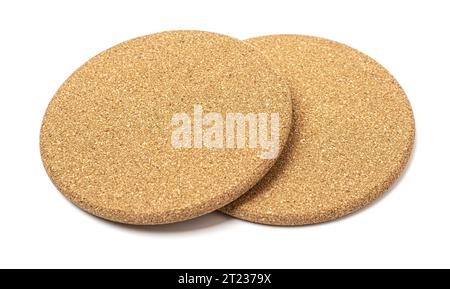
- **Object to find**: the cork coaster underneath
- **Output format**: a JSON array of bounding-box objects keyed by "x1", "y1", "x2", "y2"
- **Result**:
[
  {"x1": 221, "y1": 35, "x2": 415, "y2": 225},
  {"x1": 40, "y1": 31, "x2": 292, "y2": 225}
]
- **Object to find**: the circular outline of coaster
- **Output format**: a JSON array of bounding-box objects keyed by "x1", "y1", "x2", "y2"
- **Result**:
[
  {"x1": 40, "y1": 30, "x2": 292, "y2": 225},
  {"x1": 221, "y1": 35, "x2": 415, "y2": 225}
]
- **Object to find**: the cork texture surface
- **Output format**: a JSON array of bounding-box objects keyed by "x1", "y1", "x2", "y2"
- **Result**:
[{"x1": 40, "y1": 31, "x2": 292, "y2": 224}]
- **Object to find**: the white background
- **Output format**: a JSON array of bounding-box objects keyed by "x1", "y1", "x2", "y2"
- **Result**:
[{"x1": 0, "y1": 0, "x2": 449, "y2": 268}]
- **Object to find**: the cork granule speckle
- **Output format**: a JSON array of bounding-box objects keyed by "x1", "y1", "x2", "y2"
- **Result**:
[
  {"x1": 221, "y1": 35, "x2": 415, "y2": 225},
  {"x1": 40, "y1": 31, "x2": 292, "y2": 225}
]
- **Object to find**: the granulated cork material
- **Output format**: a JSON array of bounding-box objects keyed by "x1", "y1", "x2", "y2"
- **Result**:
[
  {"x1": 221, "y1": 35, "x2": 415, "y2": 225},
  {"x1": 40, "y1": 31, "x2": 292, "y2": 225}
]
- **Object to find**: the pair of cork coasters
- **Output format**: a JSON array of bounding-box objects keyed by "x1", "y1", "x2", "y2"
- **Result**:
[{"x1": 40, "y1": 31, "x2": 415, "y2": 225}]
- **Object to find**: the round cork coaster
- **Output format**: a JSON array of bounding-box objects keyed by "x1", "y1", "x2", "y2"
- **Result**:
[
  {"x1": 221, "y1": 35, "x2": 415, "y2": 225},
  {"x1": 40, "y1": 31, "x2": 292, "y2": 225}
]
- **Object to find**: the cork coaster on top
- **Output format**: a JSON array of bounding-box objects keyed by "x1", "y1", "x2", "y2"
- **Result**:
[
  {"x1": 221, "y1": 35, "x2": 415, "y2": 225},
  {"x1": 40, "y1": 31, "x2": 292, "y2": 224}
]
